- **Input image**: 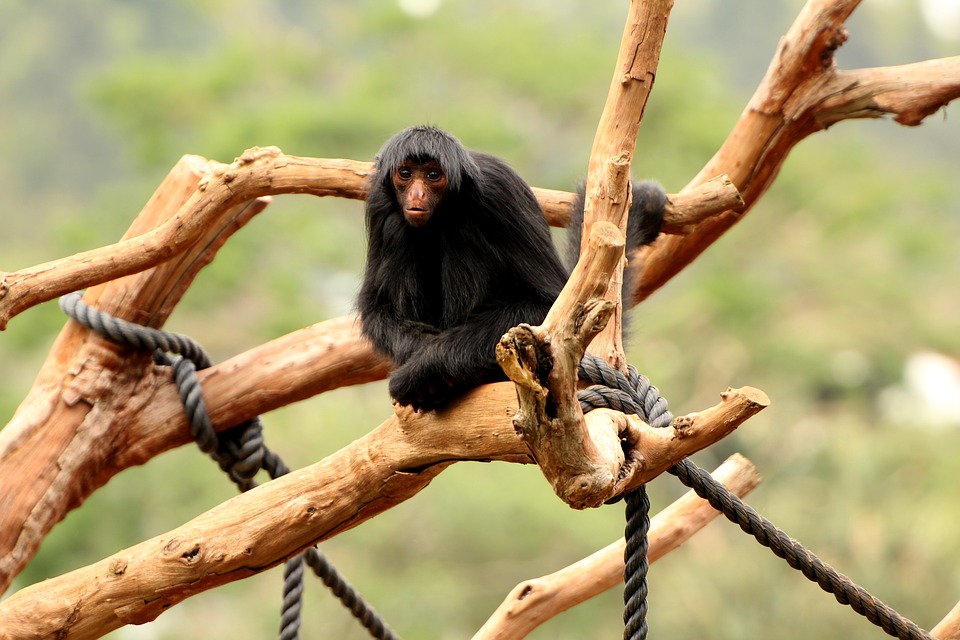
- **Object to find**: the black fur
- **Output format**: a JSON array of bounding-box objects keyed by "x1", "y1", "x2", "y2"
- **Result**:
[
  {"x1": 566, "y1": 180, "x2": 666, "y2": 305},
  {"x1": 358, "y1": 125, "x2": 665, "y2": 410}
]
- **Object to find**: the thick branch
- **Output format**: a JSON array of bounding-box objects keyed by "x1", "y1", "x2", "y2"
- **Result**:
[
  {"x1": 578, "y1": 0, "x2": 673, "y2": 368},
  {"x1": 0, "y1": 386, "x2": 526, "y2": 640},
  {"x1": 0, "y1": 159, "x2": 385, "y2": 592},
  {"x1": 0, "y1": 378, "x2": 770, "y2": 640},
  {"x1": 497, "y1": 222, "x2": 625, "y2": 508},
  {"x1": 474, "y1": 453, "x2": 762, "y2": 640},
  {"x1": 0, "y1": 157, "x2": 280, "y2": 591},
  {"x1": 0, "y1": 312, "x2": 389, "y2": 591},
  {"x1": 631, "y1": 1, "x2": 960, "y2": 304},
  {"x1": 498, "y1": 223, "x2": 769, "y2": 507},
  {"x1": 0, "y1": 154, "x2": 733, "y2": 332}
]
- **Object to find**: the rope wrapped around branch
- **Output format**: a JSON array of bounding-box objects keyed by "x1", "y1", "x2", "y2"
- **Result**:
[
  {"x1": 576, "y1": 352, "x2": 934, "y2": 640},
  {"x1": 59, "y1": 292, "x2": 399, "y2": 640}
]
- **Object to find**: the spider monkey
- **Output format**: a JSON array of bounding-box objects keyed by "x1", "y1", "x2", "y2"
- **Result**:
[{"x1": 358, "y1": 125, "x2": 665, "y2": 411}]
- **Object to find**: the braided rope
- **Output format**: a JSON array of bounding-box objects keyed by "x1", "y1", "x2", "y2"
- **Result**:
[
  {"x1": 622, "y1": 487, "x2": 650, "y2": 639},
  {"x1": 60, "y1": 292, "x2": 399, "y2": 640},
  {"x1": 576, "y1": 352, "x2": 934, "y2": 640},
  {"x1": 578, "y1": 356, "x2": 667, "y2": 640}
]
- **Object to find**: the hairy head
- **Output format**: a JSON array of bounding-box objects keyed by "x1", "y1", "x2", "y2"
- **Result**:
[{"x1": 375, "y1": 126, "x2": 478, "y2": 194}]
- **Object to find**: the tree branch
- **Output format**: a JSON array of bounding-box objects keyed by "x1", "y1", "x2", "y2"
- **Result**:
[
  {"x1": 474, "y1": 454, "x2": 762, "y2": 640},
  {"x1": 0, "y1": 153, "x2": 734, "y2": 332},
  {"x1": 631, "y1": 0, "x2": 960, "y2": 304},
  {"x1": 576, "y1": 0, "x2": 673, "y2": 369},
  {"x1": 0, "y1": 386, "x2": 764, "y2": 639}
]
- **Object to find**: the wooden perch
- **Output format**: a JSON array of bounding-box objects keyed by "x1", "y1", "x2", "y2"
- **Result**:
[
  {"x1": 474, "y1": 453, "x2": 762, "y2": 640},
  {"x1": 497, "y1": 222, "x2": 625, "y2": 508},
  {"x1": 496, "y1": 0, "x2": 757, "y2": 510},
  {"x1": 574, "y1": 0, "x2": 673, "y2": 368},
  {"x1": 0, "y1": 384, "x2": 767, "y2": 639},
  {"x1": 0, "y1": 160, "x2": 382, "y2": 592},
  {"x1": 0, "y1": 155, "x2": 737, "y2": 332},
  {"x1": 533, "y1": 174, "x2": 742, "y2": 233},
  {"x1": 498, "y1": 222, "x2": 769, "y2": 508}
]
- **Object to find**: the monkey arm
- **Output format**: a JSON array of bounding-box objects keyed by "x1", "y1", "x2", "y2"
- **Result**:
[
  {"x1": 358, "y1": 300, "x2": 439, "y2": 366},
  {"x1": 388, "y1": 300, "x2": 550, "y2": 411}
]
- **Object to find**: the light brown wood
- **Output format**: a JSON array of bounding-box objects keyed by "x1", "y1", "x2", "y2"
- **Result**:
[
  {"x1": 0, "y1": 158, "x2": 281, "y2": 591},
  {"x1": 0, "y1": 382, "x2": 770, "y2": 638},
  {"x1": 630, "y1": 1, "x2": 960, "y2": 306},
  {"x1": 933, "y1": 600, "x2": 960, "y2": 640},
  {"x1": 474, "y1": 454, "x2": 762, "y2": 640},
  {"x1": 576, "y1": 0, "x2": 673, "y2": 370},
  {"x1": 497, "y1": 222, "x2": 626, "y2": 508},
  {"x1": 498, "y1": 216, "x2": 769, "y2": 508},
  {"x1": 0, "y1": 158, "x2": 734, "y2": 333}
]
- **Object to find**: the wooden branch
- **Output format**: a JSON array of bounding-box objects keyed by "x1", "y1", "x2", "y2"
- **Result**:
[
  {"x1": 0, "y1": 158, "x2": 384, "y2": 592},
  {"x1": 0, "y1": 385, "x2": 526, "y2": 640},
  {"x1": 0, "y1": 311, "x2": 390, "y2": 592},
  {"x1": 630, "y1": 0, "x2": 960, "y2": 305},
  {"x1": 498, "y1": 222, "x2": 769, "y2": 507},
  {"x1": 0, "y1": 376, "x2": 770, "y2": 640},
  {"x1": 0, "y1": 156, "x2": 734, "y2": 332},
  {"x1": 497, "y1": 222, "x2": 624, "y2": 508},
  {"x1": 577, "y1": 0, "x2": 673, "y2": 369},
  {"x1": 534, "y1": 174, "x2": 742, "y2": 234},
  {"x1": 474, "y1": 453, "x2": 762, "y2": 640},
  {"x1": 0, "y1": 157, "x2": 277, "y2": 590},
  {"x1": 933, "y1": 600, "x2": 960, "y2": 640},
  {"x1": 497, "y1": 0, "x2": 753, "y2": 511},
  {"x1": 0, "y1": 153, "x2": 371, "y2": 330},
  {"x1": 609, "y1": 386, "x2": 769, "y2": 493}
]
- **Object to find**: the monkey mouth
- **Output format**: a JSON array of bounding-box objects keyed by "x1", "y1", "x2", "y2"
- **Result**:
[{"x1": 404, "y1": 209, "x2": 431, "y2": 227}]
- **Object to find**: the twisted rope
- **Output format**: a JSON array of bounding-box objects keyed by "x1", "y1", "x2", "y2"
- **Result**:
[
  {"x1": 576, "y1": 352, "x2": 934, "y2": 640},
  {"x1": 60, "y1": 292, "x2": 399, "y2": 640},
  {"x1": 578, "y1": 356, "x2": 671, "y2": 640}
]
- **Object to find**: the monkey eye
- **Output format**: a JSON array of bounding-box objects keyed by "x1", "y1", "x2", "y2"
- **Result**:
[
  {"x1": 396, "y1": 167, "x2": 413, "y2": 180},
  {"x1": 427, "y1": 169, "x2": 443, "y2": 181}
]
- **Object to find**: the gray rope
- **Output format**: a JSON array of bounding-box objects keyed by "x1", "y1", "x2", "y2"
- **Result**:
[
  {"x1": 60, "y1": 292, "x2": 399, "y2": 640},
  {"x1": 578, "y1": 356, "x2": 669, "y2": 640},
  {"x1": 577, "y1": 352, "x2": 934, "y2": 640}
]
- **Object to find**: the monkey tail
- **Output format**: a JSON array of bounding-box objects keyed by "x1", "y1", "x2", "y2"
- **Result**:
[
  {"x1": 564, "y1": 180, "x2": 666, "y2": 270},
  {"x1": 564, "y1": 180, "x2": 665, "y2": 331}
]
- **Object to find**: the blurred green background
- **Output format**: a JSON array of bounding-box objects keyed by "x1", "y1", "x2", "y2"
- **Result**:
[{"x1": 2, "y1": 0, "x2": 960, "y2": 638}]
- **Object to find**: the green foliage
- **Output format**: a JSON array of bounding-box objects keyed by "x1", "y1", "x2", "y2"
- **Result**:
[{"x1": 2, "y1": 1, "x2": 960, "y2": 638}]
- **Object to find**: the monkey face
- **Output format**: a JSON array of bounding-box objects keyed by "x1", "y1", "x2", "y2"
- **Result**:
[{"x1": 391, "y1": 159, "x2": 448, "y2": 227}]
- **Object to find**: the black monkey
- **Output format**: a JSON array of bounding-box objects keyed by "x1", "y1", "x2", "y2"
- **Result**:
[{"x1": 358, "y1": 125, "x2": 665, "y2": 411}]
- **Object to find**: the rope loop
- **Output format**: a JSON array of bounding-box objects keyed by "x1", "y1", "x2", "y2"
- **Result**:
[
  {"x1": 60, "y1": 292, "x2": 399, "y2": 640},
  {"x1": 576, "y1": 352, "x2": 934, "y2": 640}
]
